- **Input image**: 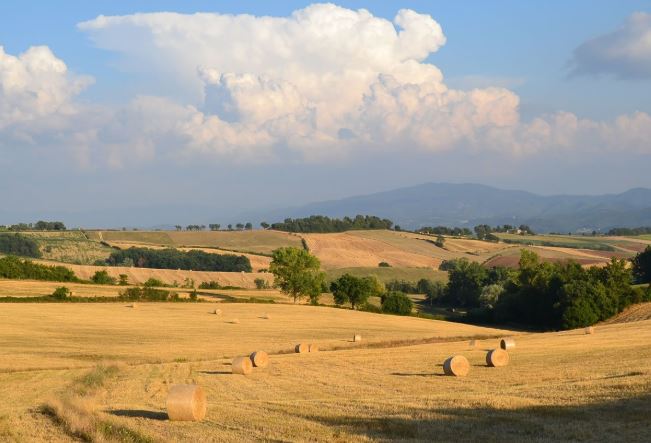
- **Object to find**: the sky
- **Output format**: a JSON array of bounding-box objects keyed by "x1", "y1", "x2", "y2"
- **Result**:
[{"x1": 1, "y1": 1, "x2": 651, "y2": 226}]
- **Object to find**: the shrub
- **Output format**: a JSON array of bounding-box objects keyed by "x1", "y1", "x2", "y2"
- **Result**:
[
  {"x1": 91, "y1": 270, "x2": 116, "y2": 285},
  {"x1": 118, "y1": 274, "x2": 129, "y2": 286},
  {"x1": 381, "y1": 291, "x2": 413, "y2": 315},
  {"x1": 143, "y1": 278, "x2": 165, "y2": 287},
  {"x1": 0, "y1": 233, "x2": 41, "y2": 258},
  {"x1": 359, "y1": 302, "x2": 382, "y2": 314},
  {"x1": 51, "y1": 286, "x2": 70, "y2": 300},
  {"x1": 198, "y1": 281, "x2": 221, "y2": 289},
  {"x1": 632, "y1": 246, "x2": 651, "y2": 284},
  {"x1": 254, "y1": 278, "x2": 269, "y2": 289},
  {"x1": 378, "y1": 261, "x2": 391, "y2": 267}
]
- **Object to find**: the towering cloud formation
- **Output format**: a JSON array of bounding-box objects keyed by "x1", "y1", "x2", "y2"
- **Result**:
[
  {"x1": 0, "y1": 46, "x2": 91, "y2": 129},
  {"x1": 1, "y1": 4, "x2": 650, "y2": 169}
]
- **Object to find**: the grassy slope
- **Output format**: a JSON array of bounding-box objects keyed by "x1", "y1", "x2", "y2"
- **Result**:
[
  {"x1": 19, "y1": 231, "x2": 114, "y2": 264},
  {"x1": 0, "y1": 302, "x2": 648, "y2": 441}
]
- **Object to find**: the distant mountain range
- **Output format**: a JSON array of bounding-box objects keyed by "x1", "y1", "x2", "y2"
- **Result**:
[{"x1": 255, "y1": 183, "x2": 651, "y2": 233}]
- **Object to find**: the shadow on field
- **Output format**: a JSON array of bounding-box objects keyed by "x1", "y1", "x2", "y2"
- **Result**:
[
  {"x1": 307, "y1": 393, "x2": 651, "y2": 442},
  {"x1": 197, "y1": 370, "x2": 232, "y2": 375},
  {"x1": 391, "y1": 372, "x2": 446, "y2": 377},
  {"x1": 109, "y1": 409, "x2": 168, "y2": 421}
]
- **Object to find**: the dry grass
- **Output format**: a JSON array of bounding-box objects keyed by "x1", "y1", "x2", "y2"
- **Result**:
[
  {"x1": 302, "y1": 232, "x2": 442, "y2": 270},
  {"x1": 93, "y1": 230, "x2": 302, "y2": 255},
  {"x1": 600, "y1": 302, "x2": 651, "y2": 324},
  {"x1": 0, "y1": 301, "x2": 649, "y2": 441},
  {"x1": 32, "y1": 261, "x2": 274, "y2": 289}
]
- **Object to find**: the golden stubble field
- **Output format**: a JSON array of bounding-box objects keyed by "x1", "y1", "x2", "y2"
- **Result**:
[{"x1": 0, "y1": 303, "x2": 649, "y2": 442}]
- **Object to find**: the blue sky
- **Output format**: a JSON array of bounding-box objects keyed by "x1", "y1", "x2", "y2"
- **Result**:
[{"x1": 1, "y1": 1, "x2": 650, "y2": 226}]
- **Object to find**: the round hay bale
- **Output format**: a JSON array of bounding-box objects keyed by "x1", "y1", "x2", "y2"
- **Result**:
[
  {"x1": 585, "y1": 326, "x2": 594, "y2": 335},
  {"x1": 486, "y1": 349, "x2": 509, "y2": 367},
  {"x1": 353, "y1": 334, "x2": 362, "y2": 343},
  {"x1": 230, "y1": 318, "x2": 240, "y2": 324},
  {"x1": 500, "y1": 338, "x2": 516, "y2": 350},
  {"x1": 263, "y1": 313, "x2": 271, "y2": 320},
  {"x1": 213, "y1": 309, "x2": 222, "y2": 316},
  {"x1": 295, "y1": 343, "x2": 308, "y2": 353},
  {"x1": 232, "y1": 356, "x2": 253, "y2": 375},
  {"x1": 166, "y1": 384, "x2": 206, "y2": 422},
  {"x1": 443, "y1": 355, "x2": 470, "y2": 377},
  {"x1": 308, "y1": 344, "x2": 319, "y2": 353},
  {"x1": 130, "y1": 303, "x2": 137, "y2": 309},
  {"x1": 250, "y1": 351, "x2": 269, "y2": 368}
]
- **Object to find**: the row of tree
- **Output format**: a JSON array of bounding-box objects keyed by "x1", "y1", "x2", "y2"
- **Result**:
[
  {"x1": 607, "y1": 226, "x2": 651, "y2": 236},
  {"x1": 271, "y1": 215, "x2": 394, "y2": 233},
  {"x1": 417, "y1": 226, "x2": 473, "y2": 236},
  {"x1": 0, "y1": 221, "x2": 66, "y2": 231},
  {"x1": 102, "y1": 247, "x2": 252, "y2": 272},
  {"x1": 0, "y1": 256, "x2": 78, "y2": 282},
  {"x1": 175, "y1": 223, "x2": 254, "y2": 231}
]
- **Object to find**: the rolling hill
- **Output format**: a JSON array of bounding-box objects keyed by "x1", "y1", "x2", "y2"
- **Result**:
[{"x1": 255, "y1": 183, "x2": 651, "y2": 233}]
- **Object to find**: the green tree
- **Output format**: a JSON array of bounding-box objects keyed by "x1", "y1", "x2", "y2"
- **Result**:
[
  {"x1": 91, "y1": 270, "x2": 116, "y2": 285},
  {"x1": 254, "y1": 278, "x2": 269, "y2": 289},
  {"x1": 632, "y1": 246, "x2": 651, "y2": 284},
  {"x1": 330, "y1": 274, "x2": 374, "y2": 309},
  {"x1": 270, "y1": 247, "x2": 325, "y2": 304},
  {"x1": 51, "y1": 286, "x2": 70, "y2": 300},
  {"x1": 445, "y1": 259, "x2": 488, "y2": 307},
  {"x1": 245, "y1": 222, "x2": 253, "y2": 230},
  {"x1": 434, "y1": 234, "x2": 445, "y2": 248},
  {"x1": 208, "y1": 224, "x2": 221, "y2": 231},
  {"x1": 260, "y1": 222, "x2": 270, "y2": 229},
  {"x1": 381, "y1": 291, "x2": 413, "y2": 315},
  {"x1": 417, "y1": 279, "x2": 445, "y2": 306},
  {"x1": 118, "y1": 274, "x2": 129, "y2": 286}
]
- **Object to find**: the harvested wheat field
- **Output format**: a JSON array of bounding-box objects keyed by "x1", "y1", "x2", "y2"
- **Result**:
[
  {"x1": 35, "y1": 261, "x2": 274, "y2": 288},
  {"x1": 0, "y1": 303, "x2": 648, "y2": 442},
  {"x1": 302, "y1": 232, "x2": 442, "y2": 269},
  {"x1": 0, "y1": 279, "x2": 130, "y2": 298},
  {"x1": 89, "y1": 230, "x2": 302, "y2": 255}
]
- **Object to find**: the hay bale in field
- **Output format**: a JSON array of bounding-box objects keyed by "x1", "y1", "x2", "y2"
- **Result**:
[
  {"x1": 353, "y1": 334, "x2": 362, "y2": 343},
  {"x1": 295, "y1": 343, "x2": 308, "y2": 353},
  {"x1": 130, "y1": 303, "x2": 137, "y2": 309},
  {"x1": 500, "y1": 338, "x2": 516, "y2": 350},
  {"x1": 232, "y1": 356, "x2": 253, "y2": 375},
  {"x1": 213, "y1": 309, "x2": 222, "y2": 316},
  {"x1": 263, "y1": 313, "x2": 271, "y2": 320},
  {"x1": 250, "y1": 351, "x2": 269, "y2": 368},
  {"x1": 230, "y1": 318, "x2": 240, "y2": 324},
  {"x1": 308, "y1": 344, "x2": 319, "y2": 353},
  {"x1": 443, "y1": 355, "x2": 470, "y2": 377},
  {"x1": 585, "y1": 326, "x2": 594, "y2": 335},
  {"x1": 486, "y1": 349, "x2": 509, "y2": 367},
  {"x1": 166, "y1": 384, "x2": 206, "y2": 421}
]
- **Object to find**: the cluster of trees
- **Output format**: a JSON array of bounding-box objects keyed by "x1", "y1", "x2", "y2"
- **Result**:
[
  {"x1": 0, "y1": 221, "x2": 66, "y2": 231},
  {"x1": 329, "y1": 273, "x2": 414, "y2": 315},
  {"x1": 271, "y1": 215, "x2": 394, "y2": 233},
  {"x1": 0, "y1": 256, "x2": 78, "y2": 282},
  {"x1": 0, "y1": 234, "x2": 41, "y2": 258},
  {"x1": 474, "y1": 224, "x2": 534, "y2": 241},
  {"x1": 633, "y1": 246, "x2": 651, "y2": 284},
  {"x1": 607, "y1": 227, "x2": 651, "y2": 236},
  {"x1": 175, "y1": 223, "x2": 254, "y2": 231},
  {"x1": 103, "y1": 247, "x2": 252, "y2": 272},
  {"x1": 417, "y1": 226, "x2": 473, "y2": 236},
  {"x1": 437, "y1": 251, "x2": 650, "y2": 329}
]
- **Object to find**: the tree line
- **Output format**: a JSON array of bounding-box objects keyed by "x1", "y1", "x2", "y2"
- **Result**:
[
  {"x1": 0, "y1": 221, "x2": 66, "y2": 231},
  {"x1": 102, "y1": 247, "x2": 252, "y2": 272},
  {"x1": 0, "y1": 256, "x2": 78, "y2": 282},
  {"x1": 607, "y1": 226, "x2": 651, "y2": 236},
  {"x1": 416, "y1": 224, "x2": 535, "y2": 240},
  {"x1": 271, "y1": 215, "x2": 394, "y2": 233},
  {"x1": 427, "y1": 250, "x2": 651, "y2": 330},
  {"x1": 175, "y1": 223, "x2": 254, "y2": 231}
]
